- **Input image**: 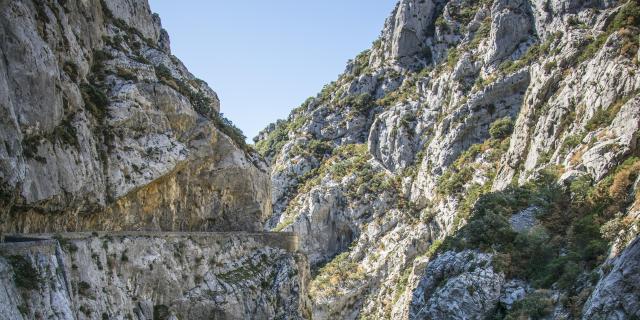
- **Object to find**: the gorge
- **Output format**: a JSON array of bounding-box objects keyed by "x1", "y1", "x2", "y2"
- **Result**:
[{"x1": 1, "y1": 0, "x2": 639, "y2": 319}]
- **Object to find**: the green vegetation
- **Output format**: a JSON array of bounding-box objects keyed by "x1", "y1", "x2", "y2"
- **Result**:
[
  {"x1": 436, "y1": 138, "x2": 506, "y2": 197},
  {"x1": 543, "y1": 60, "x2": 557, "y2": 73},
  {"x1": 116, "y1": 67, "x2": 137, "y2": 81},
  {"x1": 217, "y1": 253, "x2": 274, "y2": 284},
  {"x1": 498, "y1": 290, "x2": 554, "y2": 320},
  {"x1": 446, "y1": 48, "x2": 460, "y2": 69},
  {"x1": 392, "y1": 267, "x2": 412, "y2": 305},
  {"x1": 435, "y1": 134, "x2": 511, "y2": 229},
  {"x1": 21, "y1": 113, "x2": 80, "y2": 157},
  {"x1": 612, "y1": 1, "x2": 640, "y2": 59},
  {"x1": 79, "y1": 305, "x2": 93, "y2": 317},
  {"x1": 338, "y1": 93, "x2": 375, "y2": 115},
  {"x1": 349, "y1": 50, "x2": 372, "y2": 77},
  {"x1": 470, "y1": 17, "x2": 492, "y2": 49},
  {"x1": 489, "y1": 117, "x2": 514, "y2": 140},
  {"x1": 53, "y1": 114, "x2": 80, "y2": 148},
  {"x1": 437, "y1": 166, "x2": 475, "y2": 195},
  {"x1": 254, "y1": 120, "x2": 291, "y2": 159},
  {"x1": 309, "y1": 251, "x2": 366, "y2": 298},
  {"x1": 290, "y1": 139, "x2": 333, "y2": 160},
  {"x1": 33, "y1": 1, "x2": 50, "y2": 23},
  {"x1": 22, "y1": 134, "x2": 44, "y2": 161},
  {"x1": 559, "y1": 133, "x2": 586, "y2": 156},
  {"x1": 54, "y1": 234, "x2": 79, "y2": 253},
  {"x1": 254, "y1": 104, "x2": 312, "y2": 159},
  {"x1": 576, "y1": 0, "x2": 640, "y2": 64},
  {"x1": 212, "y1": 112, "x2": 249, "y2": 151},
  {"x1": 90, "y1": 49, "x2": 113, "y2": 82},
  {"x1": 452, "y1": 5, "x2": 478, "y2": 26},
  {"x1": 499, "y1": 32, "x2": 562, "y2": 74},
  {"x1": 100, "y1": 0, "x2": 158, "y2": 49},
  {"x1": 576, "y1": 33, "x2": 608, "y2": 65},
  {"x1": 585, "y1": 94, "x2": 633, "y2": 131},
  {"x1": 63, "y1": 61, "x2": 79, "y2": 81},
  {"x1": 153, "y1": 64, "x2": 249, "y2": 150},
  {"x1": 440, "y1": 157, "x2": 640, "y2": 317},
  {"x1": 274, "y1": 143, "x2": 399, "y2": 231},
  {"x1": 78, "y1": 281, "x2": 91, "y2": 296},
  {"x1": 7, "y1": 255, "x2": 40, "y2": 290},
  {"x1": 153, "y1": 305, "x2": 170, "y2": 320},
  {"x1": 155, "y1": 64, "x2": 214, "y2": 118},
  {"x1": 80, "y1": 83, "x2": 108, "y2": 122},
  {"x1": 377, "y1": 73, "x2": 420, "y2": 107}
]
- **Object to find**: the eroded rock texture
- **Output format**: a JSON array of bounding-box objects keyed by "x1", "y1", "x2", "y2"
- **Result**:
[
  {"x1": 256, "y1": 0, "x2": 640, "y2": 318},
  {"x1": 0, "y1": 0, "x2": 271, "y2": 233},
  {"x1": 0, "y1": 233, "x2": 309, "y2": 320}
]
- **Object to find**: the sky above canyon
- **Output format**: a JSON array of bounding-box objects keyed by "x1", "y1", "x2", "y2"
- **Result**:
[{"x1": 148, "y1": 0, "x2": 397, "y2": 142}]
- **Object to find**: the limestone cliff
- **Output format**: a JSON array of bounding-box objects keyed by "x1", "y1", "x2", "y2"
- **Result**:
[
  {"x1": 0, "y1": 0, "x2": 271, "y2": 233},
  {"x1": 256, "y1": 0, "x2": 640, "y2": 318},
  {"x1": 0, "y1": 233, "x2": 309, "y2": 320},
  {"x1": 0, "y1": 1, "x2": 311, "y2": 319}
]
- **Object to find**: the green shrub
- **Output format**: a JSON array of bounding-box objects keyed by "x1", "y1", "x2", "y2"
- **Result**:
[
  {"x1": 610, "y1": 0, "x2": 640, "y2": 31},
  {"x1": 153, "y1": 305, "x2": 170, "y2": 320},
  {"x1": 8, "y1": 255, "x2": 40, "y2": 290},
  {"x1": 510, "y1": 227, "x2": 556, "y2": 280},
  {"x1": 543, "y1": 61, "x2": 557, "y2": 73},
  {"x1": 80, "y1": 83, "x2": 108, "y2": 121},
  {"x1": 154, "y1": 64, "x2": 172, "y2": 80},
  {"x1": 339, "y1": 93, "x2": 374, "y2": 114},
  {"x1": 22, "y1": 134, "x2": 43, "y2": 161},
  {"x1": 351, "y1": 50, "x2": 371, "y2": 76},
  {"x1": 63, "y1": 61, "x2": 79, "y2": 81},
  {"x1": 559, "y1": 133, "x2": 585, "y2": 156},
  {"x1": 308, "y1": 139, "x2": 333, "y2": 158},
  {"x1": 439, "y1": 156, "x2": 640, "y2": 294},
  {"x1": 470, "y1": 17, "x2": 491, "y2": 48},
  {"x1": 309, "y1": 251, "x2": 366, "y2": 298},
  {"x1": 116, "y1": 67, "x2": 137, "y2": 81},
  {"x1": 437, "y1": 166, "x2": 474, "y2": 195},
  {"x1": 254, "y1": 121, "x2": 290, "y2": 159},
  {"x1": 212, "y1": 112, "x2": 249, "y2": 151},
  {"x1": 569, "y1": 174, "x2": 592, "y2": 202},
  {"x1": 500, "y1": 32, "x2": 562, "y2": 74},
  {"x1": 53, "y1": 115, "x2": 79, "y2": 148},
  {"x1": 189, "y1": 89, "x2": 214, "y2": 117},
  {"x1": 576, "y1": 34, "x2": 608, "y2": 64},
  {"x1": 505, "y1": 291, "x2": 554, "y2": 320},
  {"x1": 377, "y1": 75, "x2": 418, "y2": 107},
  {"x1": 155, "y1": 64, "x2": 216, "y2": 118},
  {"x1": 577, "y1": 0, "x2": 640, "y2": 63},
  {"x1": 585, "y1": 94, "x2": 631, "y2": 131},
  {"x1": 446, "y1": 48, "x2": 460, "y2": 68},
  {"x1": 489, "y1": 117, "x2": 514, "y2": 140},
  {"x1": 78, "y1": 281, "x2": 91, "y2": 296}
]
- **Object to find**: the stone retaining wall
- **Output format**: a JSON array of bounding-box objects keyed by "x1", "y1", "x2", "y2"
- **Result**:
[{"x1": 1, "y1": 231, "x2": 299, "y2": 252}]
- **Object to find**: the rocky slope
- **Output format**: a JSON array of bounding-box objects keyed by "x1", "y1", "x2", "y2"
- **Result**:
[
  {"x1": 0, "y1": 233, "x2": 309, "y2": 320},
  {"x1": 256, "y1": 0, "x2": 640, "y2": 318},
  {"x1": 0, "y1": 0, "x2": 312, "y2": 319},
  {"x1": 0, "y1": 0, "x2": 271, "y2": 233}
]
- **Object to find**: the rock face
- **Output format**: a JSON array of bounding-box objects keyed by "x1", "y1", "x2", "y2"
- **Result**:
[
  {"x1": 408, "y1": 251, "x2": 505, "y2": 319},
  {"x1": 256, "y1": 0, "x2": 640, "y2": 318},
  {"x1": 0, "y1": 0, "x2": 305, "y2": 319},
  {"x1": 583, "y1": 236, "x2": 640, "y2": 319},
  {"x1": 0, "y1": 233, "x2": 309, "y2": 320},
  {"x1": 0, "y1": 0, "x2": 271, "y2": 233}
]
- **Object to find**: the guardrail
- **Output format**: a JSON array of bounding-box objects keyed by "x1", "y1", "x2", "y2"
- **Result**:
[{"x1": 1, "y1": 231, "x2": 299, "y2": 252}]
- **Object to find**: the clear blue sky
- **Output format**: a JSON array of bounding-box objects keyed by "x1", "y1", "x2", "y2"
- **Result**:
[{"x1": 148, "y1": 1, "x2": 397, "y2": 142}]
